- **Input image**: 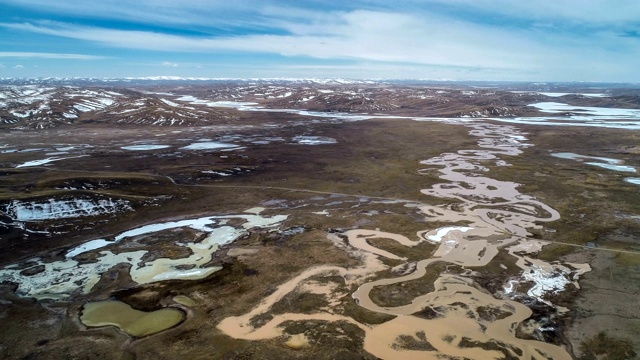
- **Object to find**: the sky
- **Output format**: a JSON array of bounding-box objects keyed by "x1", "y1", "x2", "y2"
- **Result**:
[{"x1": 1, "y1": 0, "x2": 639, "y2": 81}]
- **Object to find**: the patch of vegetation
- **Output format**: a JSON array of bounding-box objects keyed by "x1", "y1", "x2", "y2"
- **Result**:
[
  {"x1": 458, "y1": 337, "x2": 520, "y2": 360},
  {"x1": 369, "y1": 262, "x2": 461, "y2": 307},
  {"x1": 270, "y1": 292, "x2": 330, "y2": 315},
  {"x1": 480, "y1": 250, "x2": 521, "y2": 274},
  {"x1": 535, "y1": 243, "x2": 576, "y2": 261},
  {"x1": 393, "y1": 332, "x2": 436, "y2": 351},
  {"x1": 613, "y1": 252, "x2": 640, "y2": 266},
  {"x1": 281, "y1": 320, "x2": 367, "y2": 352},
  {"x1": 412, "y1": 306, "x2": 442, "y2": 320},
  {"x1": 476, "y1": 305, "x2": 512, "y2": 322},
  {"x1": 342, "y1": 300, "x2": 396, "y2": 325},
  {"x1": 248, "y1": 312, "x2": 273, "y2": 328},
  {"x1": 577, "y1": 332, "x2": 637, "y2": 360},
  {"x1": 366, "y1": 237, "x2": 436, "y2": 262}
]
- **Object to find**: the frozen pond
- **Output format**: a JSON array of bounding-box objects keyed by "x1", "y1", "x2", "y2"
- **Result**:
[
  {"x1": 552, "y1": 152, "x2": 637, "y2": 173},
  {"x1": 0, "y1": 210, "x2": 288, "y2": 299},
  {"x1": 488, "y1": 113, "x2": 640, "y2": 129},
  {"x1": 2, "y1": 198, "x2": 132, "y2": 221},
  {"x1": 532, "y1": 102, "x2": 640, "y2": 118},
  {"x1": 180, "y1": 142, "x2": 241, "y2": 150},
  {"x1": 551, "y1": 152, "x2": 620, "y2": 163},
  {"x1": 586, "y1": 162, "x2": 636, "y2": 173},
  {"x1": 510, "y1": 91, "x2": 609, "y2": 98},
  {"x1": 66, "y1": 239, "x2": 113, "y2": 258},
  {"x1": 176, "y1": 95, "x2": 374, "y2": 121},
  {"x1": 624, "y1": 178, "x2": 640, "y2": 185},
  {"x1": 177, "y1": 94, "x2": 640, "y2": 131},
  {"x1": 538, "y1": 92, "x2": 609, "y2": 98},
  {"x1": 175, "y1": 96, "x2": 260, "y2": 111},
  {"x1": 15, "y1": 155, "x2": 88, "y2": 168},
  {"x1": 121, "y1": 145, "x2": 170, "y2": 150}
]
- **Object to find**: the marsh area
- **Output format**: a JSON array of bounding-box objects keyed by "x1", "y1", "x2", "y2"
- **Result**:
[{"x1": 0, "y1": 81, "x2": 639, "y2": 359}]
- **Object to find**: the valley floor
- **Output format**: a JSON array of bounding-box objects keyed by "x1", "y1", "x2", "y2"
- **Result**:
[{"x1": 0, "y1": 82, "x2": 638, "y2": 359}]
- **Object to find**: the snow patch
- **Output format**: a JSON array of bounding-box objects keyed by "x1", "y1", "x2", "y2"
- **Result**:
[
  {"x1": 201, "y1": 171, "x2": 232, "y2": 176},
  {"x1": 522, "y1": 265, "x2": 572, "y2": 299},
  {"x1": 425, "y1": 226, "x2": 473, "y2": 242},
  {"x1": 3, "y1": 198, "x2": 132, "y2": 221},
  {"x1": 292, "y1": 136, "x2": 337, "y2": 145},
  {"x1": 16, "y1": 155, "x2": 89, "y2": 168},
  {"x1": 160, "y1": 99, "x2": 181, "y2": 107}
]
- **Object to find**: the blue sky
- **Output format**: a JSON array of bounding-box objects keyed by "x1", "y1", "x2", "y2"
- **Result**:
[{"x1": 1, "y1": 0, "x2": 639, "y2": 81}]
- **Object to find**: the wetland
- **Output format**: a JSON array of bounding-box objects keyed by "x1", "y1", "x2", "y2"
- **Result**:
[{"x1": 0, "y1": 80, "x2": 639, "y2": 359}]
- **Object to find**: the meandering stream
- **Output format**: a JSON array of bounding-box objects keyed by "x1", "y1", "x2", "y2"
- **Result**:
[
  {"x1": 0, "y1": 94, "x2": 600, "y2": 357},
  {"x1": 217, "y1": 121, "x2": 589, "y2": 359}
]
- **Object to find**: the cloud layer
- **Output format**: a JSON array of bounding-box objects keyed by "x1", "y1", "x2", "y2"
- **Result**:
[
  {"x1": 0, "y1": 52, "x2": 105, "y2": 59},
  {"x1": 0, "y1": 0, "x2": 638, "y2": 80}
]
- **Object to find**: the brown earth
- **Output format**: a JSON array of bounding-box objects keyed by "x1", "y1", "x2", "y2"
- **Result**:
[{"x1": 0, "y1": 83, "x2": 639, "y2": 359}]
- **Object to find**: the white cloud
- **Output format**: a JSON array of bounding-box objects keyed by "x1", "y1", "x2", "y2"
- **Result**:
[
  {"x1": 3, "y1": 11, "x2": 638, "y2": 79},
  {"x1": 421, "y1": 0, "x2": 640, "y2": 24},
  {"x1": 0, "y1": 52, "x2": 104, "y2": 59},
  {"x1": 0, "y1": 0, "x2": 267, "y2": 28},
  {"x1": 2, "y1": 4, "x2": 639, "y2": 80},
  {"x1": 6, "y1": 0, "x2": 640, "y2": 26}
]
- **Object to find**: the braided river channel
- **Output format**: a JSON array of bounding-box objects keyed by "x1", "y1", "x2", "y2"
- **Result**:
[{"x1": 217, "y1": 121, "x2": 589, "y2": 359}]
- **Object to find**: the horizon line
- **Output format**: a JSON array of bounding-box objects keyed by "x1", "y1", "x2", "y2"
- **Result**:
[{"x1": 0, "y1": 76, "x2": 638, "y2": 85}]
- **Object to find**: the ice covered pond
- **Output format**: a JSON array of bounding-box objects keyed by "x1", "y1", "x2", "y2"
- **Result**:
[
  {"x1": 552, "y1": 152, "x2": 637, "y2": 173},
  {"x1": 532, "y1": 102, "x2": 640, "y2": 118},
  {"x1": 121, "y1": 145, "x2": 170, "y2": 150},
  {"x1": 538, "y1": 92, "x2": 609, "y2": 98},
  {"x1": 175, "y1": 96, "x2": 260, "y2": 111},
  {"x1": 2, "y1": 198, "x2": 132, "y2": 221},
  {"x1": 624, "y1": 178, "x2": 640, "y2": 185},
  {"x1": 180, "y1": 142, "x2": 242, "y2": 150},
  {"x1": 509, "y1": 91, "x2": 609, "y2": 98},
  {"x1": 0, "y1": 209, "x2": 288, "y2": 299},
  {"x1": 176, "y1": 95, "x2": 374, "y2": 121},
  {"x1": 176, "y1": 94, "x2": 640, "y2": 131},
  {"x1": 15, "y1": 155, "x2": 89, "y2": 168},
  {"x1": 481, "y1": 101, "x2": 640, "y2": 130}
]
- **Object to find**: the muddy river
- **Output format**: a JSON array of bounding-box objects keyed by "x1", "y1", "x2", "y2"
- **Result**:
[
  {"x1": 217, "y1": 121, "x2": 589, "y2": 359},
  {"x1": 0, "y1": 102, "x2": 597, "y2": 357}
]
